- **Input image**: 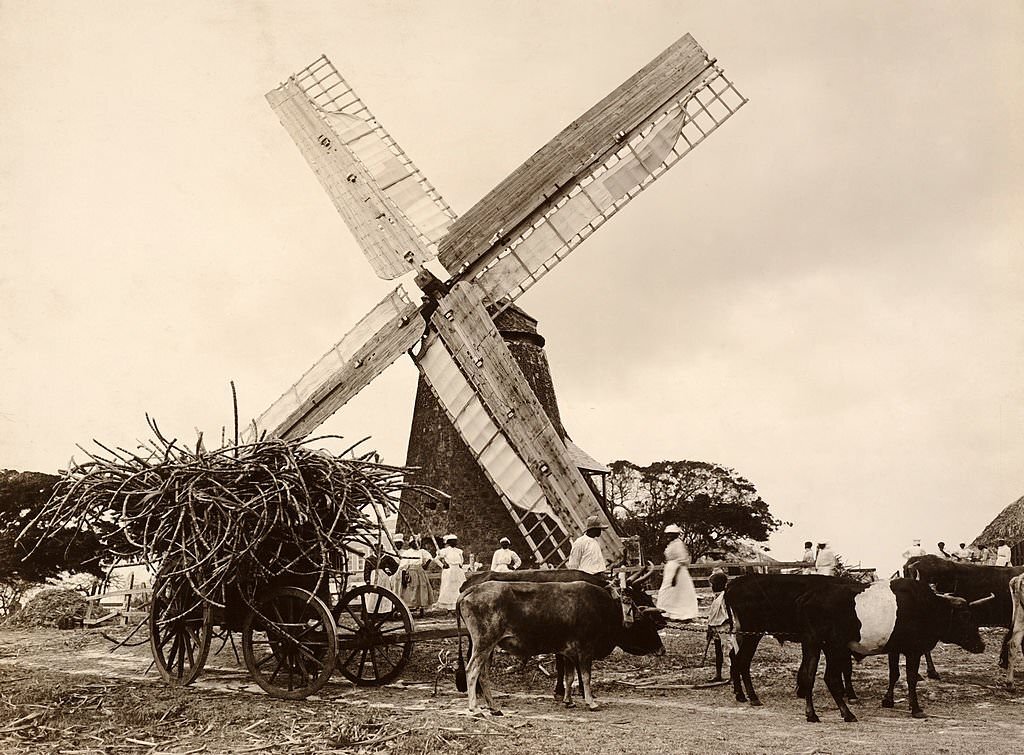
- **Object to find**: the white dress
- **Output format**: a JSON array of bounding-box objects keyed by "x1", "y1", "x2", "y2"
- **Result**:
[
  {"x1": 435, "y1": 546, "x2": 466, "y2": 609},
  {"x1": 656, "y1": 539, "x2": 698, "y2": 621},
  {"x1": 490, "y1": 548, "x2": 521, "y2": 571}
]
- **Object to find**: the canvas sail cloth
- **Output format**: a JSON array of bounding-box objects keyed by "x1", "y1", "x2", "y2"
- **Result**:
[{"x1": 657, "y1": 538, "x2": 699, "y2": 621}]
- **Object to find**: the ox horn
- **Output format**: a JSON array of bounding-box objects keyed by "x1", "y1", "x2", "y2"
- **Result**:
[
  {"x1": 934, "y1": 591, "x2": 955, "y2": 598},
  {"x1": 969, "y1": 593, "x2": 996, "y2": 606},
  {"x1": 640, "y1": 606, "x2": 666, "y2": 615},
  {"x1": 627, "y1": 565, "x2": 653, "y2": 585}
]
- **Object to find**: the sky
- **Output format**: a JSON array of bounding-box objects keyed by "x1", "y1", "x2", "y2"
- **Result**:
[{"x1": 2, "y1": 1, "x2": 1021, "y2": 577}]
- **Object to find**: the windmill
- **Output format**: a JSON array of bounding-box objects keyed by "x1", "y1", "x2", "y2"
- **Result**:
[{"x1": 249, "y1": 33, "x2": 746, "y2": 567}]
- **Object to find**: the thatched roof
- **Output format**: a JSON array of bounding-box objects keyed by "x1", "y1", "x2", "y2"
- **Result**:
[
  {"x1": 0, "y1": 469, "x2": 60, "y2": 511},
  {"x1": 973, "y1": 494, "x2": 1024, "y2": 547}
]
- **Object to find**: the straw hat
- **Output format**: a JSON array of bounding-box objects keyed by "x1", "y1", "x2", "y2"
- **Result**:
[
  {"x1": 583, "y1": 516, "x2": 608, "y2": 530},
  {"x1": 664, "y1": 524, "x2": 683, "y2": 534}
]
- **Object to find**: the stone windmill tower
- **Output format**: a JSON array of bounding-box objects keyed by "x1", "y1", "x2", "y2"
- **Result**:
[
  {"x1": 250, "y1": 34, "x2": 746, "y2": 567},
  {"x1": 398, "y1": 305, "x2": 612, "y2": 565}
]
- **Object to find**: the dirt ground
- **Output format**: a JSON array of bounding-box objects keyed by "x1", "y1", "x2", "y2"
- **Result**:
[{"x1": 1, "y1": 621, "x2": 1022, "y2": 755}]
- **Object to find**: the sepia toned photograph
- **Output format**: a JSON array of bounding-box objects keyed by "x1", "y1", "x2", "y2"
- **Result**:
[{"x1": 1, "y1": 2, "x2": 1021, "y2": 753}]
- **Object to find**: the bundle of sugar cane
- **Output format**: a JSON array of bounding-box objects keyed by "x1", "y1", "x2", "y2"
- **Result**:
[{"x1": 24, "y1": 415, "x2": 442, "y2": 606}]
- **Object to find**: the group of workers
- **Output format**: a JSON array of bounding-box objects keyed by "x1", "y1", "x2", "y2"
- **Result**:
[
  {"x1": 906, "y1": 537, "x2": 1013, "y2": 567},
  {"x1": 363, "y1": 515, "x2": 703, "y2": 623},
  {"x1": 800, "y1": 541, "x2": 838, "y2": 575}
]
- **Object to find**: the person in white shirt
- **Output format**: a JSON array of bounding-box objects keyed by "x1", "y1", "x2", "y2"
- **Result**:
[
  {"x1": 902, "y1": 539, "x2": 927, "y2": 562},
  {"x1": 801, "y1": 541, "x2": 816, "y2": 574},
  {"x1": 995, "y1": 539, "x2": 1013, "y2": 567},
  {"x1": 566, "y1": 516, "x2": 608, "y2": 574},
  {"x1": 815, "y1": 542, "x2": 837, "y2": 576},
  {"x1": 435, "y1": 534, "x2": 466, "y2": 610},
  {"x1": 656, "y1": 524, "x2": 698, "y2": 621},
  {"x1": 490, "y1": 537, "x2": 522, "y2": 571}
]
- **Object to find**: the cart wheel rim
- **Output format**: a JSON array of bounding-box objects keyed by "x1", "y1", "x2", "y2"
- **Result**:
[
  {"x1": 149, "y1": 574, "x2": 213, "y2": 686},
  {"x1": 242, "y1": 586, "x2": 338, "y2": 700},
  {"x1": 334, "y1": 584, "x2": 413, "y2": 687}
]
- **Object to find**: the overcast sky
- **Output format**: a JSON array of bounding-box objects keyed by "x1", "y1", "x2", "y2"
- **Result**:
[{"x1": 2, "y1": 1, "x2": 1021, "y2": 576}]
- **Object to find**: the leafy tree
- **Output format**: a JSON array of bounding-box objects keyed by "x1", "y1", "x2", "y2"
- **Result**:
[
  {"x1": 0, "y1": 470, "x2": 109, "y2": 602},
  {"x1": 607, "y1": 460, "x2": 788, "y2": 563}
]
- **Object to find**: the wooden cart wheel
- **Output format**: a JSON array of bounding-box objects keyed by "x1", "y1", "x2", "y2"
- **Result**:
[
  {"x1": 334, "y1": 584, "x2": 413, "y2": 687},
  {"x1": 149, "y1": 574, "x2": 213, "y2": 686},
  {"x1": 241, "y1": 586, "x2": 338, "y2": 700}
]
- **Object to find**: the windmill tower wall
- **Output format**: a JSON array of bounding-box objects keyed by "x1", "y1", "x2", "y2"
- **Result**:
[{"x1": 398, "y1": 305, "x2": 568, "y2": 567}]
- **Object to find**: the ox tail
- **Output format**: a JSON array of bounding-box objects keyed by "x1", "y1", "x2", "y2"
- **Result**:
[{"x1": 455, "y1": 600, "x2": 467, "y2": 693}]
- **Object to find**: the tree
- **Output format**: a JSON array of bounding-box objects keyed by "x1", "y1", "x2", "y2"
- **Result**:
[
  {"x1": 607, "y1": 460, "x2": 788, "y2": 563},
  {"x1": 0, "y1": 470, "x2": 109, "y2": 607}
]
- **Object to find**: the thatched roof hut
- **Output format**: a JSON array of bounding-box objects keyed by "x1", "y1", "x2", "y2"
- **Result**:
[{"x1": 973, "y1": 494, "x2": 1024, "y2": 566}]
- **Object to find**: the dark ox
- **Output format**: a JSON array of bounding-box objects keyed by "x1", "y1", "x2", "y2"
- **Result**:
[
  {"x1": 796, "y1": 578, "x2": 984, "y2": 721},
  {"x1": 724, "y1": 574, "x2": 860, "y2": 706},
  {"x1": 904, "y1": 555, "x2": 1023, "y2": 677},
  {"x1": 458, "y1": 567, "x2": 661, "y2": 701},
  {"x1": 456, "y1": 579, "x2": 664, "y2": 713}
]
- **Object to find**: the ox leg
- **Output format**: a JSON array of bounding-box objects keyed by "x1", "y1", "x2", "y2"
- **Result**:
[
  {"x1": 843, "y1": 653, "x2": 858, "y2": 703},
  {"x1": 802, "y1": 644, "x2": 820, "y2": 723},
  {"x1": 998, "y1": 630, "x2": 1011, "y2": 671},
  {"x1": 561, "y1": 658, "x2": 576, "y2": 708},
  {"x1": 906, "y1": 653, "x2": 926, "y2": 718},
  {"x1": 732, "y1": 635, "x2": 762, "y2": 705},
  {"x1": 823, "y1": 650, "x2": 857, "y2": 723},
  {"x1": 478, "y1": 652, "x2": 502, "y2": 715},
  {"x1": 796, "y1": 644, "x2": 813, "y2": 698},
  {"x1": 881, "y1": 651, "x2": 899, "y2": 708},
  {"x1": 465, "y1": 648, "x2": 488, "y2": 713},
  {"x1": 579, "y1": 659, "x2": 599, "y2": 711},
  {"x1": 924, "y1": 650, "x2": 940, "y2": 680},
  {"x1": 554, "y1": 655, "x2": 565, "y2": 701}
]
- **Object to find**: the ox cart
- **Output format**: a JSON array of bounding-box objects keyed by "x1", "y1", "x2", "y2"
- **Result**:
[{"x1": 149, "y1": 558, "x2": 466, "y2": 699}]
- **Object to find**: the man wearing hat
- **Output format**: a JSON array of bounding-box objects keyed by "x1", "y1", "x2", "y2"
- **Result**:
[
  {"x1": 566, "y1": 515, "x2": 609, "y2": 574},
  {"x1": 814, "y1": 541, "x2": 837, "y2": 576},
  {"x1": 902, "y1": 538, "x2": 927, "y2": 562},
  {"x1": 435, "y1": 534, "x2": 466, "y2": 610},
  {"x1": 656, "y1": 524, "x2": 698, "y2": 621},
  {"x1": 490, "y1": 537, "x2": 522, "y2": 571}
]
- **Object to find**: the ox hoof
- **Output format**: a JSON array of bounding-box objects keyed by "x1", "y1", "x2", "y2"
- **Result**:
[
  {"x1": 489, "y1": 709, "x2": 503, "y2": 717},
  {"x1": 881, "y1": 697, "x2": 894, "y2": 709},
  {"x1": 806, "y1": 714, "x2": 820, "y2": 724},
  {"x1": 735, "y1": 695, "x2": 747, "y2": 703},
  {"x1": 564, "y1": 700, "x2": 576, "y2": 709},
  {"x1": 927, "y1": 671, "x2": 941, "y2": 681},
  {"x1": 749, "y1": 698, "x2": 763, "y2": 707},
  {"x1": 911, "y1": 710, "x2": 927, "y2": 720},
  {"x1": 843, "y1": 712, "x2": 858, "y2": 723},
  {"x1": 587, "y1": 702, "x2": 600, "y2": 712}
]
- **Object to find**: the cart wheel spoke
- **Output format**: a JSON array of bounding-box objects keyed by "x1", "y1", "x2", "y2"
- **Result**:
[{"x1": 242, "y1": 586, "x2": 337, "y2": 700}]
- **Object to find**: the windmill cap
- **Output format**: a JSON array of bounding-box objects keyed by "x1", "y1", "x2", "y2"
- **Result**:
[
  {"x1": 664, "y1": 524, "x2": 683, "y2": 534},
  {"x1": 584, "y1": 516, "x2": 608, "y2": 530}
]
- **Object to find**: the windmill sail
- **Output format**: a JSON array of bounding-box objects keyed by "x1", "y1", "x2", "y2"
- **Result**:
[
  {"x1": 437, "y1": 33, "x2": 745, "y2": 306},
  {"x1": 246, "y1": 287, "x2": 423, "y2": 441},
  {"x1": 416, "y1": 282, "x2": 622, "y2": 565},
  {"x1": 267, "y1": 56, "x2": 456, "y2": 279}
]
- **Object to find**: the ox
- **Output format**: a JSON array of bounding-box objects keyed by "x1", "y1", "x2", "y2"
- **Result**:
[
  {"x1": 725, "y1": 574, "x2": 860, "y2": 707},
  {"x1": 904, "y1": 555, "x2": 1023, "y2": 677},
  {"x1": 1006, "y1": 573, "x2": 1024, "y2": 688},
  {"x1": 457, "y1": 567, "x2": 660, "y2": 701},
  {"x1": 797, "y1": 578, "x2": 984, "y2": 722},
  {"x1": 456, "y1": 580, "x2": 664, "y2": 713}
]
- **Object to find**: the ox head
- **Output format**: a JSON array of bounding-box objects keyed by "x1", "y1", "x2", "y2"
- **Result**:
[
  {"x1": 613, "y1": 567, "x2": 666, "y2": 656},
  {"x1": 934, "y1": 593, "x2": 986, "y2": 654}
]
